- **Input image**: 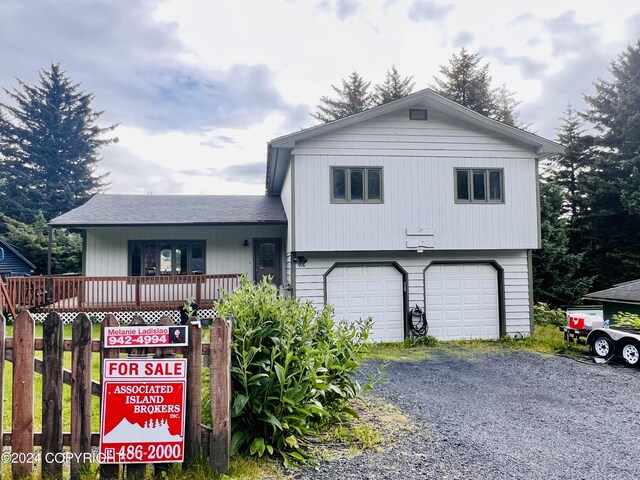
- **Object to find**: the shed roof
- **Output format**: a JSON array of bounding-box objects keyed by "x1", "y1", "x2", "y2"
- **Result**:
[
  {"x1": 583, "y1": 279, "x2": 640, "y2": 305},
  {"x1": 50, "y1": 194, "x2": 288, "y2": 227}
]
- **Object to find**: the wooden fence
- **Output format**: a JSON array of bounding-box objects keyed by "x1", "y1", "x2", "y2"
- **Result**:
[{"x1": 0, "y1": 310, "x2": 231, "y2": 479}]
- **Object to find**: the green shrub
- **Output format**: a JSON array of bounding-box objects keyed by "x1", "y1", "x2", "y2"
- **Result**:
[
  {"x1": 533, "y1": 302, "x2": 566, "y2": 326},
  {"x1": 611, "y1": 312, "x2": 640, "y2": 329},
  {"x1": 211, "y1": 277, "x2": 373, "y2": 465}
]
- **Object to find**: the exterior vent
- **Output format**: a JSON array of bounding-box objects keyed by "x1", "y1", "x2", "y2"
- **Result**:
[{"x1": 409, "y1": 109, "x2": 428, "y2": 121}]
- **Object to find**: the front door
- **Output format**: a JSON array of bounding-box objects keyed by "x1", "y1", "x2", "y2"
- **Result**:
[{"x1": 253, "y1": 238, "x2": 282, "y2": 286}]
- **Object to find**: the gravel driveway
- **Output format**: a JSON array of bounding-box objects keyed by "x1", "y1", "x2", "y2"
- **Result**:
[{"x1": 296, "y1": 350, "x2": 640, "y2": 480}]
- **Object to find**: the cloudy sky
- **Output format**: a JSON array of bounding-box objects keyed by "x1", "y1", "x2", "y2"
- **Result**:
[{"x1": 1, "y1": 0, "x2": 638, "y2": 195}]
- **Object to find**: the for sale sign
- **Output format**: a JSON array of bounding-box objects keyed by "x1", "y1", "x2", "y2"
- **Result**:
[
  {"x1": 99, "y1": 359, "x2": 187, "y2": 464},
  {"x1": 104, "y1": 325, "x2": 188, "y2": 348}
]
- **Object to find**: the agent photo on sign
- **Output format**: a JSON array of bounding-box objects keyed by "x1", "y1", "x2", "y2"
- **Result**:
[{"x1": 168, "y1": 327, "x2": 185, "y2": 344}]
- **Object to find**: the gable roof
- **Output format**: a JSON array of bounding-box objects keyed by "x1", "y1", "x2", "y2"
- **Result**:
[
  {"x1": 50, "y1": 194, "x2": 287, "y2": 227},
  {"x1": 0, "y1": 238, "x2": 36, "y2": 269},
  {"x1": 266, "y1": 88, "x2": 564, "y2": 194},
  {"x1": 583, "y1": 279, "x2": 640, "y2": 305}
]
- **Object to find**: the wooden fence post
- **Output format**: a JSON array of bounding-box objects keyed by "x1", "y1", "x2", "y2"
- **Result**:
[
  {"x1": 0, "y1": 314, "x2": 5, "y2": 456},
  {"x1": 185, "y1": 318, "x2": 202, "y2": 464},
  {"x1": 126, "y1": 316, "x2": 147, "y2": 480},
  {"x1": 42, "y1": 312, "x2": 64, "y2": 479},
  {"x1": 209, "y1": 317, "x2": 231, "y2": 475},
  {"x1": 153, "y1": 315, "x2": 175, "y2": 478},
  {"x1": 100, "y1": 314, "x2": 121, "y2": 480},
  {"x1": 0, "y1": 313, "x2": 4, "y2": 456},
  {"x1": 70, "y1": 313, "x2": 93, "y2": 480},
  {"x1": 12, "y1": 310, "x2": 34, "y2": 478}
]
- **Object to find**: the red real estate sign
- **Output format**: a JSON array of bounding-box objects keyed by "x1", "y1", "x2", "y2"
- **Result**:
[
  {"x1": 99, "y1": 359, "x2": 187, "y2": 464},
  {"x1": 104, "y1": 325, "x2": 188, "y2": 348}
]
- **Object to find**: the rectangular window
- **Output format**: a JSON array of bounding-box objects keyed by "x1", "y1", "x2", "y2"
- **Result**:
[
  {"x1": 455, "y1": 168, "x2": 504, "y2": 203},
  {"x1": 331, "y1": 167, "x2": 383, "y2": 203},
  {"x1": 129, "y1": 240, "x2": 205, "y2": 276}
]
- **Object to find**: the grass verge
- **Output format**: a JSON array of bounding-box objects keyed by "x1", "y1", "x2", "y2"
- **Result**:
[{"x1": 366, "y1": 324, "x2": 585, "y2": 363}]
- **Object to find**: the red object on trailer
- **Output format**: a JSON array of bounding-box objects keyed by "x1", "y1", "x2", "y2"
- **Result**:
[{"x1": 569, "y1": 316, "x2": 585, "y2": 329}]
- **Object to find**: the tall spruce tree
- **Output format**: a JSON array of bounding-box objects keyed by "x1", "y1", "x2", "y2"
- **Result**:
[
  {"x1": 433, "y1": 47, "x2": 496, "y2": 116},
  {"x1": 0, "y1": 64, "x2": 117, "y2": 223},
  {"x1": 433, "y1": 49, "x2": 522, "y2": 126},
  {"x1": 579, "y1": 40, "x2": 640, "y2": 288},
  {"x1": 532, "y1": 180, "x2": 592, "y2": 306},
  {"x1": 312, "y1": 71, "x2": 373, "y2": 123},
  {"x1": 373, "y1": 65, "x2": 414, "y2": 105},
  {"x1": 551, "y1": 105, "x2": 594, "y2": 230},
  {"x1": 492, "y1": 83, "x2": 521, "y2": 127}
]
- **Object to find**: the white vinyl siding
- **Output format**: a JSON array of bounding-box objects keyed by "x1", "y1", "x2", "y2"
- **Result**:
[
  {"x1": 280, "y1": 163, "x2": 293, "y2": 252},
  {"x1": 293, "y1": 250, "x2": 531, "y2": 338},
  {"x1": 84, "y1": 225, "x2": 286, "y2": 279},
  {"x1": 291, "y1": 109, "x2": 538, "y2": 252},
  {"x1": 294, "y1": 155, "x2": 537, "y2": 251}
]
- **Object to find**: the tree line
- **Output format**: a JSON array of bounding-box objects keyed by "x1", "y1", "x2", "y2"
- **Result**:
[
  {"x1": 313, "y1": 48, "x2": 522, "y2": 127},
  {"x1": 1, "y1": 42, "x2": 639, "y2": 309}
]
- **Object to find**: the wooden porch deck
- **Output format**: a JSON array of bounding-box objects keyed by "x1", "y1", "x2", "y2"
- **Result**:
[{"x1": 2, "y1": 274, "x2": 241, "y2": 313}]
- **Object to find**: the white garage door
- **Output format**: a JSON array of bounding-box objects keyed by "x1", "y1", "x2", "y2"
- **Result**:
[
  {"x1": 326, "y1": 265, "x2": 404, "y2": 342},
  {"x1": 425, "y1": 264, "x2": 499, "y2": 340}
]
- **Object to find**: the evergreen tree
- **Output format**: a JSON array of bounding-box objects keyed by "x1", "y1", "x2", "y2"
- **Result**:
[
  {"x1": 373, "y1": 65, "x2": 414, "y2": 105},
  {"x1": 0, "y1": 64, "x2": 117, "y2": 223},
  {"x1": 312, "y1": 71, "x2": 373, "y2": 123},
  {"x1": 0, "y1": 212, "x2": 81, "y2": 274},
  {"x1": 492, "y1": 83, "x2": 521, "y2": 127},
  {"x1": 584, "y1": 40, "x2": 640, "y2": 216},
  {"x1": 579, "y1": 40, "x2": 640, "y2": 288},
  {"x1": 532, "y1": 181, "x2": 592, "y2": 306},
  {"x1": 433, "y1": 47, "x2": 496, "y2": 116},
  {"x1": 433, "y1": 49, "x2": 522, "y2": 126},
  {"x1": 551, "y1": 105, "x2": 593, "y2": 234}
]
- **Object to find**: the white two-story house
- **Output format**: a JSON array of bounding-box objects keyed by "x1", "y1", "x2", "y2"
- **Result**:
[{"x1": 42, "y1": 89, "x2": 562, "y2": 340}]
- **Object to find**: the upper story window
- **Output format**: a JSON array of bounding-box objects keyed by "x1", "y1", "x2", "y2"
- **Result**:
[
  {"x1": 455, "y1": 168, "x2": 504, "y2": 203},
  {"x1": 331, "y1": 167, "x2": 383, "y2": 203},
  {"x1": 129, "y1": 240, "x2": 205, "y2": 276}
]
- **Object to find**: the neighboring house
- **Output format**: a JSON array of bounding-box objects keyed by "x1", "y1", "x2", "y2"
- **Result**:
[
  {"x1": 0, "y1": 238, "x2": 35, "y2": 280},
  {"x1": 47, "y1": 88, "x2": 562, "y2": 340},
  {"x1": 583, "y1": 279, "x2": 640, "y2": 321}
]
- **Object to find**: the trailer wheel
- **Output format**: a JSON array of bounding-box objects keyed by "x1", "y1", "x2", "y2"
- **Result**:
[
  {"x1": 590, "y1": 334, "x2": 614, "y2": 359},
  {"x1": 620, "y1": 341, "x2": 640, "y2": 367}
]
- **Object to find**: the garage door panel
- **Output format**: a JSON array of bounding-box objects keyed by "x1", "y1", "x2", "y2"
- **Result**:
[
  {"x1": 426, "y1": 264, "x2": 499, "y2": 341},
  {"x1": 327, "y1": 265, "x2": 404, "y2": 342}
]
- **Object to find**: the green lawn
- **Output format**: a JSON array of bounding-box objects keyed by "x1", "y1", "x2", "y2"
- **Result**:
[{"x1": 366, "y1": 323, "x2": 584, "y2": 362}]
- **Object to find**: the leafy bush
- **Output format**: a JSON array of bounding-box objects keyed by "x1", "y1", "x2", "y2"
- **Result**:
[
  {"x1": 611, "y1": 312, "x2": 640, "y2": 330},
  {"x1": 212, "y1": 277, "x2": 373, "y2": 465},
  {"x1": 533, "y1": 302, "x2": 566, "y2": 326}
]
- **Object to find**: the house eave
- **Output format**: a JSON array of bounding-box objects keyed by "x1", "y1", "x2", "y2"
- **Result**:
[{"x1": 49, "y1": 221, "x2": 288, "y2": 229}]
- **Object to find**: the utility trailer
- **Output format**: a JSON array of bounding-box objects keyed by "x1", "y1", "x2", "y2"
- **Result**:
[{"x1": 560, "y1": 307, "x2": 640, "y2": 367}]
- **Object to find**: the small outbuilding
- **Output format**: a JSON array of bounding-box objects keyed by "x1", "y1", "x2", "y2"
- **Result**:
[
  {"x1": 0, "y1": 238, "x2": 35, "y2": 280},
  {"x1": 583, "y1": 279, "x2": 640, "y2": 321}
]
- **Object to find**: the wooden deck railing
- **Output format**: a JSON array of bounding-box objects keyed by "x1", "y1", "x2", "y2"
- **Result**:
[{"x1": 4, "y1": 274, "x2": 241, "y2": 313}]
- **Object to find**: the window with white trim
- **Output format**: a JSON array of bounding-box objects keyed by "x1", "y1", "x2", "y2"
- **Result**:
[
  {"x1": 455, "y1": 168, "x2": 504, "y2": 203},
  {"x1": 331, "y1": 167, "x2": 383, "y2": 203}
]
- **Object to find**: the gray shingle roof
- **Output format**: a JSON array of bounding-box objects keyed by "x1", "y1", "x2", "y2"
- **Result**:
[
  {"x1": 584, "y1": 279, "x2": 640, "y2": 304},
  {"x1": 50, "y1": 194, "x2": 287, "y2": 227}
]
